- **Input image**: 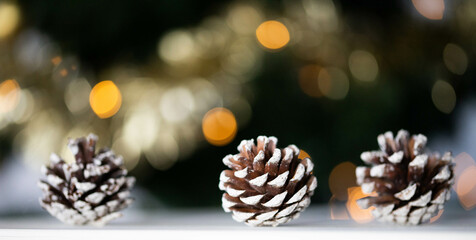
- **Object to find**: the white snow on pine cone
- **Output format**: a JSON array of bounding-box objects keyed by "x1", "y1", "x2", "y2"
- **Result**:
[{"x1": 394, "y1": 183, "x2": 417, "y2": 201}]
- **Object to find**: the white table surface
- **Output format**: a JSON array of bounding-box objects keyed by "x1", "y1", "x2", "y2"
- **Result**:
[{"x1": 0, "y1": 202, "x2": 475, "y2": 240}]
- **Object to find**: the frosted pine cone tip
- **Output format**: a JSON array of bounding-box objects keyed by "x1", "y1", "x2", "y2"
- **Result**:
[
  {"x1": 219, "y1": 136, "x2": 317, "y2": 227},
  {"x1": 356, "y1": 129, "x2": 454, "y2": 225},
  {"x1": 38, "y1": 133, "x2": 135, "y2": 226}
]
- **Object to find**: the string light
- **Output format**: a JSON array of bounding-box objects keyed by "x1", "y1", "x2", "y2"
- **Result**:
[{"x1": 89, "y1": 80, "x2": 122, "y2": 119}]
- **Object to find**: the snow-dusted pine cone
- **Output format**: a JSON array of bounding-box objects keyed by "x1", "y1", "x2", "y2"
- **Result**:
[
  {"x1": 356, "y1": 130, "x2": 454, "y2": 225},
  {"x1": 219, "y1": 136, "x2": 318, "y2": 227},
  {"x1": 38, "y1": 134, "x2": 135, "y2": 226}
]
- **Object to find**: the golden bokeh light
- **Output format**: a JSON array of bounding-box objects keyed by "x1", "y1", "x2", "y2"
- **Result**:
[
  {"x1": 298, "y1": 64, "x2": 322, "y2": 98},
  {"x1": 0, "y1": 79, "x2": 20, "y2": 113},
  {"x1": 329, "y1": 161, "x2": 357, "y2": 201},
  {"x1": 158, "y1": 30, "x2": 195, "y2": 65},
  {"x1": 431, "y1": 80, "x2": 456, "y2": 114},
  {"x1": 256, "y1": 20, "x2": 290, "y2": 50},
  {"x1": 443, "y1": 43, "x2": 468, "y2": 75},
  {"x1": 298, "y1": 149, "x2": 311, "y2": 160},
  {"x1": 65, "y1": 78, "x2": 92, "y2": 114},
  {"x1": 0, "y1": 3, "x2": 20, "y2": 39},
  {"x1": 227, "y1": 5, "x2": 263, "y2": 34},
  {"x1": 202, "y1": 107, "x2": 238, "y2": 146},
  {"x1": 160, "y1": 87, "x2": 195, "y2": 122},
  {"x1": 112, "y1": 136, "x2": 141, "y2": 171},
  {"x1": 348, "y1": 50, "x2": 379, "y2": 82},
  {"x1": 346, "y1": 186, "x2": 376, "y2": 224},
  {"x1": 89, "y1": 80, "x2": 122, "y2": 119},
  {"x1": 318, "y1": 68, "x2": 349, "y2": 100},
  {"x1": 412, "y1": 0, "x2": 444, "y2": 20}
]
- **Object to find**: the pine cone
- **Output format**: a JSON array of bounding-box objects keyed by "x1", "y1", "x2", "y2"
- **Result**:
[
  {"x1": 355, "y1": 130, "x2": 454, "y2": 225},
  {"x1": 38, "y1": 134, "x2": 135, "y2": 226},
  {"x1": 219, "y1": 136, "x2": 318, "y2": 227}
]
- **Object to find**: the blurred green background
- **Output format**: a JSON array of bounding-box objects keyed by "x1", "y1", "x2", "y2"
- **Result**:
[{"x1": 0, "y1": 0, "x2": 475, "y2": 213}]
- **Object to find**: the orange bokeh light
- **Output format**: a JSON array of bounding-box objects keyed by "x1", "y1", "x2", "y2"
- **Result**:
[
  {"x1": 202, "y1": 107, "x2": 237, "y2": 146},
  {"x1": 456, "y1": 166, "x2": 476, "y2": 196},
  {"x1": 456, "y1": 166, "x2": 476, "y2": 210},
  {"x1": 329, "y1": 195, "x2": 350, "y2": 220},
  {"x1": 329, "y1": 161, "x2": 357, "y2": 201},
  {"x1": 89, "y1": 80, "x2": 122, "y2": 119},
  {"x1": 256, "y1": 20, "x2": 290, "y2": 50},
  {"x1": 346, "y1": 186, "x2": 376, "y2": 224},
  {"x1": 51, "y1": 56, "x2": 62, "y2": 66},
  {"x1": 298, "y1": 64, "x2": 322, "y2": 98},
  {"x1": 412, "y1": 0, "x2": 444, "y2": 20},
  {"x1": 298, "y1": 149, "x2": 311, "y2": 160},
  {"x1": 453, "y1": 153, "x2": 476, "y2": 210},
  {"x1": 430, "y1": 209, "x2": 444, "y2": 223},
  {"x1": 0, "y1": 79, "x2": 20, "y2": 113}
]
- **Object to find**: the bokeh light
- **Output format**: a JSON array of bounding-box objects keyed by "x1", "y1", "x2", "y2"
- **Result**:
[
  {"x1": 226, "y1": 4, "x2": 262, "y2": 34},
  {"x1": 64, "y1": 78, "x2": 91, "y2": 114},
  {"x1": 329, "y1": 161, "x2": 357, "y2": 201},
  {"x1": 256, "y1": 20, "x2": 290, "y2": 50},
  {"x1": 412, "y1": 0, "x2": 445, "y2": 20},
  {"x1": 431, "y1": 80, "x2": 456, "y2": 114},
  {"x1": 298, "y1": 64, "x2": 322, "y2": 98},
  {"x1": 202, "y1": 107, "x2": 237, "y2": 146},
  {"x1": 145, "y1": 132, "x2": 179, "y2": 171},
  {"x1": 318, "y1": 68, "x2": 349, "y2": 100},
  {"x1": 430, "y1": 209, "x2": 444, "y2": 223},
  {"x1": 453, "y1": 153, "x2": 476, "y2": 210},
  {"x1": 443, "y1": 43, "x2": 468, "y2": 75},
  {"x1": 348, "y1": 50, "x2": 379, "y2": 82},
  {"x1": 0, "y1": 79, "x2": 20, "y2": 114},
  {"x1": 298, "y1": 149, "x2": 311, "y2": 160},
  {"x1": 160, "y1": 87, "x2": 195, "y2": 122},
  {"x1": 302, "y1": 0, "x2": 339, "y2": 32},
  {"x1": 346, "y1": 186, "x2": 375, "y2": 224},
  {"x1": 123, "y1": 106, "x2": 159, "y2": 151},
  {"x1": 0, "y1": 3, "x2": 20, "y2": 39},
  {"x1": 89, "y1": 80, "x2": 122, "y2": 119},
  {"x1": 112, "y1": 136, "x2": 141, "y2": 171},
  {"x1": 329, "y1": 195, "x2": 350, "y2": 220},
  {"x1": 158, "y1": 30, "x2": 195, "y2": 65}
]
